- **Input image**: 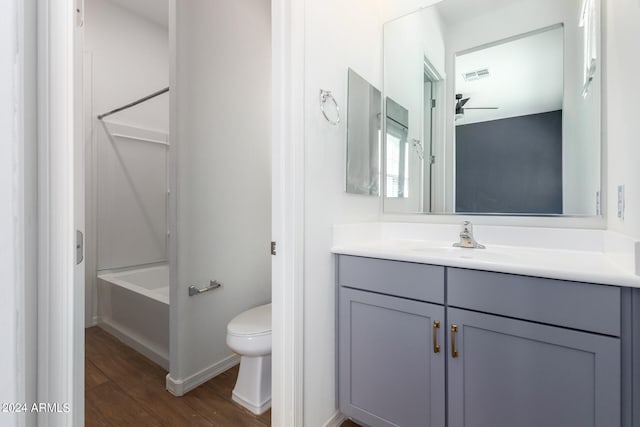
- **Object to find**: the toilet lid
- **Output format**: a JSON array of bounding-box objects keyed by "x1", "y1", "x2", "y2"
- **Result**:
[{"x1": 228, "y1": 303, "x2": 272, "y2": 336}]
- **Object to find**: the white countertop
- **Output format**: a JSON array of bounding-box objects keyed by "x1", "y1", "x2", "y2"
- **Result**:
[{"x1": 331, "y1": 223, "x2": 640, "y2": 288}]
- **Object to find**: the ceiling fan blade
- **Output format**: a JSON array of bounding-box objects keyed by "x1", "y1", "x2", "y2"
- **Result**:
[{"x1": 459, "y1": 97, "x2": 470, "y2": 107}]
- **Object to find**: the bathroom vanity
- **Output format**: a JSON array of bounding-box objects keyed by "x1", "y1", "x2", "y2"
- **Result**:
[
  {"x1": 336, "y1": 0, "x2": 627, "y2": 423},
  {"x1": 333, "y1": 224, "x2": 640, "y2": 427}
]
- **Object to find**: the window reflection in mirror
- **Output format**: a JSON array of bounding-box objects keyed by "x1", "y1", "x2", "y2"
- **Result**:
[
  {"x1": 383, "y1": 0, "x2": 601, "y2": 216},
  {"x1": 385, "y1": 98, "x2": 409, "y2": 198}
]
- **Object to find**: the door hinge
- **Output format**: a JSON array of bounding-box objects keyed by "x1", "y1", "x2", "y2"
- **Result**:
[
  {"x1": 76, "y1": 230, "x2": 84, "y2": 265},
  {"x1": 271, "y1": 241, "x2": 277, "y2": 256},
  {"x1": 429, "y1": 155, "x2": 436, "y2": 165},
  {"x1": 431, "y1": 99, "x2": 436, "y2": 108}
]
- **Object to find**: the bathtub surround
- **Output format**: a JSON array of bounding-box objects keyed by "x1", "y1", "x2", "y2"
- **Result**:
[
  {"x1": 85, "y1": 0, "x2": 170, "y2": 327},
  {"x1": 97, "y1": 265, "x2": 170, "y2": 369},
  {"x1": 95, "y1": 122, "x2": 169, "y2": 270}
]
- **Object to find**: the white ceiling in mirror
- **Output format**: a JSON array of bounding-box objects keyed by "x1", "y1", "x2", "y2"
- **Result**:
[
  {"x1": 107, "y1": 0, "x2": 168, "y2": 28},
  {"x1": 437, "y1": 0, "x2": 515, "y2": 25},
  {"x1": 455, "y1": 26, "x2": 563, "y2": 125}
]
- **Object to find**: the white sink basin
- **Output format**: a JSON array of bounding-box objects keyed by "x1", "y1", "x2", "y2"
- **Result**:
[{"x1": 411, "y1": 245, "x2": 515, "y2": 263}]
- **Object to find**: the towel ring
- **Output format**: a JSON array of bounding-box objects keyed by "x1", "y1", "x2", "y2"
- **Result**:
[{"x1": 319, "y1": 89, "x2": 340, "y2": 126}]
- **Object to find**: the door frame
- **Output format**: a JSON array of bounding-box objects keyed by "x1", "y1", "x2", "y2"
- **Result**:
[
  {"x1": 15, "y1": 0, "x2": 39, "y2": 425},
  {"x1": 422, "y1": 55, "x2": 445, "y2": 213},
  {"x1": 36, "y1": 0, "x2": 84, "y2": 425},
  {"x1": 36, "y1": 0, "x2": 304, "y2": 425},
  {"x1": 271, "y1": 0, "x2": 306, "y2": 425}
]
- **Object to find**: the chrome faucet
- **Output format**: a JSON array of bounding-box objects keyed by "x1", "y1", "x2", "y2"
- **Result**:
[{"x1": 453, "y1": 221, "x2": 485, "y2": 249}]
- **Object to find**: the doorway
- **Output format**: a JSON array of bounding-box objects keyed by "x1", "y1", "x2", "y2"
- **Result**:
[
  {"x1": 81, "y1": 0, "x2": 272, "y2": 425},
  {"x1": 36, "y1": 0, "x2": 302, "y2": 425},
  {"x1": 422, "y1": 56, "x2": 444, "y2": 213}
]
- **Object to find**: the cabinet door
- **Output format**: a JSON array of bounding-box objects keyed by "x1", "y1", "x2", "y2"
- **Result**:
[
  {"x1": 339, "y1": 287, "x2": 445, "y2": 427},
  {"x1": 447, "y1": 308, "x2": 620, "y2": 427}
]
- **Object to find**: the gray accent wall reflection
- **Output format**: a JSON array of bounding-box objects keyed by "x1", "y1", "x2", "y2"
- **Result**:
[{"x1": 455, "y1": 110, "x2": 562, "y2": 214}]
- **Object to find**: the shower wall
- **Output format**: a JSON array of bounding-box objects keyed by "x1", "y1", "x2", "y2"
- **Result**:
[{"x1": 85, "y1": 0, "x2": 169, "y2": 326}]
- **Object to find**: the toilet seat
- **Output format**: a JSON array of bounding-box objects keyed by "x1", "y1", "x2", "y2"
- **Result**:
[
  {"x1": 226, "y1": 303, "x2": 273, "y2": 415},
  {"x1": 227, "y1": 303, "x2": 272, "y2": 357},
  {"x1": 227, "y1": 303, "x2": 271, "y2": 337}
]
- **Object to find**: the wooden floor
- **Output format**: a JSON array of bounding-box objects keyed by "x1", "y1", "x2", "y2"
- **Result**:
[{"x1": 85, "y1": 327, "x2": 271, "y2": 426}]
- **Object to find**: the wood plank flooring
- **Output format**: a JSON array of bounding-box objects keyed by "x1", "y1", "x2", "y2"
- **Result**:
[{"x1": 85, "y1": 327, "x2": 271, "y2": 427}]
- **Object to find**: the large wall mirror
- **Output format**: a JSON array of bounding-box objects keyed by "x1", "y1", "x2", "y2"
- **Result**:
[{"x1": 383, "y1": 0, "x2": 601, "y2": 216}]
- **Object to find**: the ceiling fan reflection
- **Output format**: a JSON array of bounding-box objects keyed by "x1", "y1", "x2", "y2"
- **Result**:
[{"x1": 455, "y1": 93, "x2": 498, "y2": 120}]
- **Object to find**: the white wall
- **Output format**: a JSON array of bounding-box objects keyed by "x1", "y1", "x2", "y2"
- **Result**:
[
  {"x1": 85, "y1": 0, "x2": 169, "y2": 132},
  {"x1": 0, "y1": 1, "x2": 19, "y2": 424},
  {"x1": 381, "y1": 0, "x2": 443, "y2": 21},
  {"x1": 606, "y1": 0, "x2": 640, "y2": 239},
  {"x1": 85, "y1": 0, "x2": 169, "y2": 326},
  {"x1": 169, "y1": 0, "x2": 271, "y2": 390},
  {"x1": 303, "y1": 0, "x2": 385, "y2": 424}
]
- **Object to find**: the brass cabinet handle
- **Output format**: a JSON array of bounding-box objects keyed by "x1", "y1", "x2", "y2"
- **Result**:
[
  {"x1": 451, "y1": 324, "x2": 459, "y2": 358},
  {"x1": 433, "y1": 320, "x2": 441, "y2": 353}
]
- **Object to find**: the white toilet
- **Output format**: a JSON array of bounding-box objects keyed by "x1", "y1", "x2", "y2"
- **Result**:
[{"x1": 226, "y1": 303, "x2": 272, "y2": 415}]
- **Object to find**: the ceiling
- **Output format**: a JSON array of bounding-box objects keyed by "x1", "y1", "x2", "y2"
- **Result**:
[
  {"x1": 107, "y1": 0, "x2": 168, "y2": 28},
  {"x1": 437, "y1": 0, "x2": 517, "y2": 25},
  {"x1": 454, "y1": 26, "x2": 564, "y2": 125}
]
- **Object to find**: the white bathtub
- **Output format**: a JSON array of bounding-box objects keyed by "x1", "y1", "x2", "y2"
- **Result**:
[{"x1": 98, "y1": 265, "x2": 169, "y2": 369}]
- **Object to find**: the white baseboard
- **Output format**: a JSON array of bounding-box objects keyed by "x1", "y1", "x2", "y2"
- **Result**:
[
  {"x1": 85, "y1": 315, "x2": 98, "y2": 328},
  {"x1": 322, "y1": 411, "x2": 347, "y2": 427},
  {"x1": 98, "y1": 319, "x2": 169, "y2": 370},
  {"x1": 166, "y1": 354, "x2": 240, "y2": 396}
]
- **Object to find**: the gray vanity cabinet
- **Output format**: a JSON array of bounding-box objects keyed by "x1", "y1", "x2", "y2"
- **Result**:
[
  {"x1": 337, "y1": 256, "x2": 626, "y2": 427},
  {"x1": 339, "y1": 287, "x2": 445, "y2": 427},
  {"x1": 447, "y1": 307, "x2": 620, "y2": 427},
  {"x1": 337, "y1": 255, "x2": 446, "y2": 427}
]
